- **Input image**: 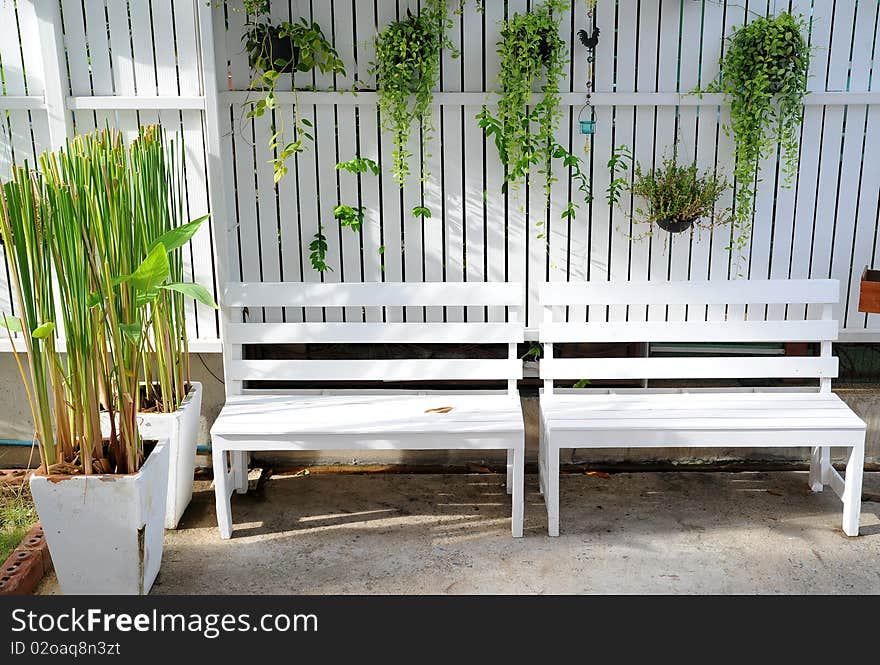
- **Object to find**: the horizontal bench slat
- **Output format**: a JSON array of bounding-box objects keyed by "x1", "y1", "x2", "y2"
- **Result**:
[
  {"x1": 226, "y1": 322, "x2": 523, "y2": 344},
  {"x1": 539, "y1": 279, "x2": 839, "y2": 306},
  {"x1": 544, "y1": 407, "x2": 857, "y2": 422},
  {"x1": 224, "y1": 282, "x2": 523, "y2": 307},
  {"x1": 540, "y1": 356, "x2": 838, "y2": 380},
  {"x1": 546, "y1": 416, "x2": 864, "y2": 430},
  {"x1": 227, "y1": 358, "x2": 523, "y2": 381},
  {"x1": 539, "y1": 320, "x2": 838, "y2": 343},
  {"x1": 543, "y1": 398, "x2": 848, "y2": 414}
]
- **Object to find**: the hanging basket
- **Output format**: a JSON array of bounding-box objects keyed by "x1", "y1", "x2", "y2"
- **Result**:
[{"x1": 656, "y1": 217, "x2": 696, "y2": 234}]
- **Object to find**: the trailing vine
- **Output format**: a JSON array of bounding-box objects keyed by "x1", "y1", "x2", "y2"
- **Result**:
[
  {"x1": 477, "y1": 0, "x2": 569, "y2": 207},
  {"x1": 230, "y1": 1, "x2": 345, "y2": 182},
  {"x1": 371, "y1": 0, "x2": 460, "y2": 187},
  {"x1": 706, "y1": 12, "x2": 810, "y2": 250},
  {"x1": 306, "y1": 157, "x2": 381, "y2": 272}
]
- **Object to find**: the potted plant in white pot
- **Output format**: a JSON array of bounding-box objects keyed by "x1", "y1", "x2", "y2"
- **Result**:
[
  {"x1": 0, "y1": 129, "x2": 208, "y2": 594},
  {"x1": 119, "y1": 127, "x2": 216, "y2": 529}
]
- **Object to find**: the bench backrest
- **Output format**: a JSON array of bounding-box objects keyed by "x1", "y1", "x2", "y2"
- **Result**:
[
  {"x1": 221, "y1": 282, "x2": 524, "y2": 395},
  {"x1": 539, "y1": 279, "x2": 840, "y2": 395}
]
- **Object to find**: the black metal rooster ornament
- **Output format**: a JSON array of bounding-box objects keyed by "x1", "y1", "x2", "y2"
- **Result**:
[{"x1": 577, "y1": 26, "x2": 600, "y2": 50}]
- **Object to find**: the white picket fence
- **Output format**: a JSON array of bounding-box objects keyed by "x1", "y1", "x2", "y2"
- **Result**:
[{"x1": 1, "y1": 0, "x2": 880, "y2": 345}]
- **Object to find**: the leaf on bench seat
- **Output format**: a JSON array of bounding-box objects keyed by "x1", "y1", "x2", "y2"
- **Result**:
[
  {"x1": 424, "y1": 406, "x2": 454, "y2": 414},
  {"x1": 585, "y1": 471, "x2": 610, "y2": 479}
]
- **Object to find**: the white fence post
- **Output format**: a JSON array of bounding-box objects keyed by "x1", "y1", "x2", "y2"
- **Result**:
[{"x1": 34, "y1": 0, "x2": 72, "y2": 150}]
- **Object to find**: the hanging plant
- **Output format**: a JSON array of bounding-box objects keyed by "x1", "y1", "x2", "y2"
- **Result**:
[
  {"x1": 371, "y1": 1, "x2": 458, "y2": 186},
  {"x1": 477, "y1": 0, "x2": 569, "y2": 207},
  {"x1": 217, "y1": 1, "x2": 345, "y2": 182},
  {"x1": 629, "y1": 154, "x2": 730, "y2": 236},
  {"x1": 706, "y1": 12, "x2": 809, "y2": 250}
]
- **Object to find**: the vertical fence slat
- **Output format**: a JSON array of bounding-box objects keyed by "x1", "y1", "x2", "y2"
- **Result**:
[
  {"x1": 607, "y1": 0, "x2": 638, "y2": 324},
  {"x1": 331, "y1": 1, "x2": 366, "y2": 322},
  {"x1": 586, "y1": 0, "x2": 614, "y2": 324},
  {"x1": 809, "y1": 1, "x2": 855, "y2": 321},
  {"x1": 354, "y1": 2, "x2": 383, "y2": 323},
  {"x1": 649, "y1": 0, "x2": 681, "y2": 322},
  {"x1": 503, "y1": 0, "x2": 527, "y2": 326},
  {"x1": 788, "y1": 0, "x2": 831, "y2": 322},
  {"x1": 689, "y1": 0, "x2": 724, "y2": 322},
  {"x1": 708, "y1": 3, "x2": 747, "y2": 322},
  {"x1": 664, "y1": 0, "x2": 692, "y2": 323},
  {"x1": 440, "y1": 1, "x2": 465, "y2": 324}
]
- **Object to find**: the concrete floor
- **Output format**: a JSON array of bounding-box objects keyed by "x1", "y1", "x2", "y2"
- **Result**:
[{"x1": 37, "y1": 470, "x2": 880, "y2": 595}]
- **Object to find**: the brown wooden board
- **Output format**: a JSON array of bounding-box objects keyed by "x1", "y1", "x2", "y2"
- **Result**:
[{"x1": 858, "y1": 267, "x2": 880, "y2": 314}]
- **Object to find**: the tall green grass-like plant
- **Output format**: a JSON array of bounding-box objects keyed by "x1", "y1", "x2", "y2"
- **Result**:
[
  {"x1": 0, "y1": 167, "x2": 70, "y2": 469},
  {"x1": 129, "y1": 127, "x2": 215, "y2": 415},
  {"x1": 3, "y1": 127, "x2": 211, "y2": 475},
  {"x1": 41, "y1": 131, "x2": 153, "y2": 473}
]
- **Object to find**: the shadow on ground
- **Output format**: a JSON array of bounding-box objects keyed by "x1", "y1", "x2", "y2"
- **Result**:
[{"x1": 37, "y1": 471, "x2": 880, "y2": 594}]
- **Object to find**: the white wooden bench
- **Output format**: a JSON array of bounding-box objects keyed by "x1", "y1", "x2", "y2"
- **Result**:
[
  {"x1": 211, "y1": 282, "x2": 526, "y2": 538},
  {"x1": 538, "y1": 279, "x2": 866, "y2": 537}
]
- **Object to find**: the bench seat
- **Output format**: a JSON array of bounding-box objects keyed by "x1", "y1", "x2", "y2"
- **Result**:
[
  {"x1": 540, "y1": 391, "x2": 866, "y2": 448},
  {"x1": 213, "y1": 392, "x2": 524, "y2": 444}
]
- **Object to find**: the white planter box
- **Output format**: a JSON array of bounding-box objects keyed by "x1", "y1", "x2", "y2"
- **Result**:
[
  {"x1": 101, "y1": 382, "x2": 202, "y2": 529},
  {"x1": 30, "y1": 441, "x2": 169, "y2": 595}
]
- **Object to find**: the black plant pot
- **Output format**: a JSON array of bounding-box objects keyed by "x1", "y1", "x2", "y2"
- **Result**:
[
  {"x1": 657, "y1": 217, "x2": 696, "y2": 234},
  {"x1": 247, "y1": 25, "x2": 299, "y2": 74}
]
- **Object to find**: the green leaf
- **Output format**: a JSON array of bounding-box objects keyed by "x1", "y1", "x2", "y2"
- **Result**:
[
  {"x1": 120, "y1": 322, "x2": 143, "y2": 345},
  {"x1": 31, "y1": 322, "x2": 56, "y2": 339},
  {"x1": 130, "y1": 243, "x2": 171, "y2": 294},
  {"x1": 136, "y1": 289, "x2": 160, "y2": 309},
  {"x1": 149, "y1": 215, "x2": 210, "y2": 253},
  {"x1": 161, "y1": 282, "x2": 219, "y2": 309},
  {"x1": 0, "y1": 315, "x2": 22, "y2": 332}
]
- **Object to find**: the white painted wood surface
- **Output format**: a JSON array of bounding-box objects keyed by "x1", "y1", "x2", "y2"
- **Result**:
[
  {"x1": 538, "y1": 278, "x2": 867, "y2": 537},
  {"x1": 2, "y1": 2, "x2": 880, "y2": 342},
  {"x1": 213, "y1": 280, "x2": 526, "y2": 538}
]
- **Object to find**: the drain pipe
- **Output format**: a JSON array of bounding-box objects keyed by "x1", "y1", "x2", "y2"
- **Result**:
[{"x1": 0, "y1": 439, "x2": 212, "y2": 454}]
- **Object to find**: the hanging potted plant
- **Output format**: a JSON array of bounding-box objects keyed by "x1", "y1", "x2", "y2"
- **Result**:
[
  {"x1": 705, "y1": 12, "x2": 810, "y2": 250},
  {"x1": 242, "y1": 0, "x2": 298, "y2": 74},
  {"x1": 371, "y1": 0, "x2": 454, "y2": 187},
  {"x1": 218, "y1": 1, "x2": 345, "y2": 182},
  {"x1": 477, "y1": 0, "x2": 576, "y2": 220},
  {"x1": 630, "y1": 155, "x2": 730, "y2": 235},
  {"x1": 110, "y1": 127, "x2": 217, "y2": 530},
  {"x1": 0, "y1": 129, "x2": 210, "y2": 594}
]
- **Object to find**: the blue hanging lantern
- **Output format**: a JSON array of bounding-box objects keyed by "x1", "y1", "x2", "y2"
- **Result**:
[{"x1": 578, "y1": 105, "x2": 596, "y2": 135}]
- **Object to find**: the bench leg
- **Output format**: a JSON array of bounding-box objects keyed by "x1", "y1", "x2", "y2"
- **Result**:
[
  {"x1": 842, "y1": 440, "x2": 865, "y2": 537},
  {"x1": 232, "y1": 451, "x2": 249, "y2": 494},
  {"x1": 506, "y1": 449, "x2": 513, "y2": 496},
  {"x1": 537, "y1": 417, "x2": 546, "y2": 497},
  {"x1": 546, "y1": 442, "x2": 560, "y2": 537},
  {"x1": 212, "y1": 446, "x2": 234, "y2": 539},
  {"x1": 510, "y1": 444, "x2": 524, "y2": 538},
  {"x1": 810, "y1": 446, "x2": 829, "y2": 492}
]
